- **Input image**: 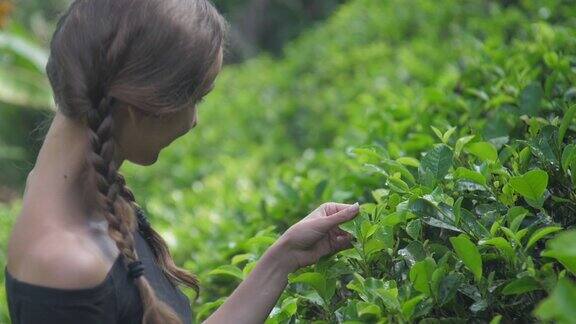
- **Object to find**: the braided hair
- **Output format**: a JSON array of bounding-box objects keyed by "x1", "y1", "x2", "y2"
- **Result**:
[{"x1": 45, "y1": 0, "x2": 228, "y2": 323}]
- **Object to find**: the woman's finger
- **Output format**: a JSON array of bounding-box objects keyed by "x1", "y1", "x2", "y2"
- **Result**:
[
  {"x1": 322, "y1": 202, "x2": 356, "y2": 216},
  {"x1": 316, "y1": 202, "x2": 359, "y2": 231}
]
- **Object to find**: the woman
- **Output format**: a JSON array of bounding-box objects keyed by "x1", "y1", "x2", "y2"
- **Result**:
[{"x1": 4, "y1": 0, "x2": 359, "y2": 323}]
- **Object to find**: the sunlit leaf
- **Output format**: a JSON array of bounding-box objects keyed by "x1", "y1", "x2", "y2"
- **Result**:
[{"x1": 450, "y1": 234, "x2": 483, "y2": 281}]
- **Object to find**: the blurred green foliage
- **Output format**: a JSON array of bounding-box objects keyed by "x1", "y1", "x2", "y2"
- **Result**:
[
  {"x1": 0, "y1": 19, "x2": 52, "y2": 193},
  {"x1": 2, "y1": 0, "x2": 576, "y2": 323},
  {"x1": 0, "y1": 0, "x2": 346, "y2": 195}
]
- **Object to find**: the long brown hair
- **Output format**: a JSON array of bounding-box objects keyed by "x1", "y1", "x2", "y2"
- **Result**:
[{"x1": 45, "y1": 0, "x2": 228, "y2": 323}]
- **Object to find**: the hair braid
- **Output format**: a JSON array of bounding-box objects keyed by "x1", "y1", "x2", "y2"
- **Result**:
[
  {"x1": 85, "y1": 95, "x2": 182, "y2": 324},
  {"x1": 115, "y1": 174, "x2": 200, "y2": 293}
]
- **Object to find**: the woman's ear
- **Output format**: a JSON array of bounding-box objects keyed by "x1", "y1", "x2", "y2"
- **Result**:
[
  {"x1": 112, "y1": 103, "x2": 145, "y2": 140},
  {"x1": 116, "y1": 103, "x2": 144, "y2": 128},
  {"x1": 126, "y1": 104, "x2": 142, "y2": 125}
]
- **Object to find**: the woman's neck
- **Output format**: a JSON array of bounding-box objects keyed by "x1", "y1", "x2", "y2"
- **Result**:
[{"x1": 23, "y1": 110, "x2": 125, "y2": 228}]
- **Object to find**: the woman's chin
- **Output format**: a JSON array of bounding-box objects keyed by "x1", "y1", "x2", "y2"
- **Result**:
[{"x1": 129, "y1": 151, "x2": 160, "y2": 166}]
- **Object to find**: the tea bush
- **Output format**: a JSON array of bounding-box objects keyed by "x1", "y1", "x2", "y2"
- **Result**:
[
  {"x1": 1, "y1": 0, "x2": 575, "y2": 323},
  {"x1": 159, "y1": 0, "x2": 574, "y2": 322}
]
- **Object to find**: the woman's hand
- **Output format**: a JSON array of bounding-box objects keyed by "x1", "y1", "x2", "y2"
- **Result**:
[
  {"x1": 204, "y1": 202, "x2": 359, "y2": 324},
  {"x1": 273, "y1": 202, "x2": 360, "y2": 272}
]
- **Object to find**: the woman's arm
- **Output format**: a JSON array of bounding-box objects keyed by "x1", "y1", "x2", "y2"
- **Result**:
[
  {"x1": 204, "y1": 202, "x2": 359, "y2": 324},
  {"x1": 202, "y1": 240, "x2": 292, "y2": 324}
]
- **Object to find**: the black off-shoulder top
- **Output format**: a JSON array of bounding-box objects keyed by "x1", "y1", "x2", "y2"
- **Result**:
[{"x1": 4, "y1": 209, "x2": 192, "y2": 324}]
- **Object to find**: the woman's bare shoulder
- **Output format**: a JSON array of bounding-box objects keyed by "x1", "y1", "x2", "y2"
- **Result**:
[{"x1": 6, "y1": 220, "x2": 117, "y2": 290}]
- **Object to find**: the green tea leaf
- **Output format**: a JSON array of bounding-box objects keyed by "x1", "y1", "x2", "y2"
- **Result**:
[
  {"x1": 459, "y1": 208, "x2": 491, "y2": 239},
  {"x1": 558, "y1": 103, "x2": 576, "y2": 145},
  {"x1": 437, "y1": 273, "x2": 463, "y2": 306},
  {"x1": 534, "y1": 278, "x2": 576, "y2": 323},
  {"x1": 377, "y1": 286, "x2": 401, "y2": 312},
  {"x1": 364, "y1": 238, "x2": 386, "y2": 257},
  {"x1": 401, "y1": 294, "x2": 426, "y2": 319},
  {"x1": 409, "y1": 198, "x2": 462, "y2": 233},
  {"x1": 541, "y1": 230, "x2": 576, "y2": 274},
  {"x1": 357, "y1": 302, "x2": 381, "y2": 318},
  {"x1": 387, "y1": 175, "x2": 410, "y2": 193},
  {"x1": 397, "y1": 156, "x2": 420, "y2": 168},
  {"x1": 406, "y1": 219, "x2": 422, "y2": 240},
  {"x1": 450, "y1": 234, "x2": 483, "y2": 281},
  {"x1": 443, "y1": 127, "x2": 457, "y2": 144},
  {"x1": 335, "y1": 300, "x2": 360, "y2": 322},
  {"x1": 454, "y1": 197, "x2": 463, "y2": 226},
  {"x1": 380, "y1": 211, "x2": 407, "y2": 227},
  {"x1": 419, "y1": 144, "x2": 453, "y2": 185},
  {"x1": 509, "y1": 169, "x2": 548, "y2": 206},
  {"x1": 289, "y1": 272, "x2": 335, "y2": 304},
  {"x1": 561, "y1": 144, "x2": 576, "y2": 172},
  {"x1": 529, "y1": 125, "x2": 561, "y2": 169},
  {"x1": 502, "y1": 276, "x2": 541, "y2": 295},
  {"x1": 466, "y1": 142, "x2": 498, "y2": 162},
  {"x1": 526, "y1": 226, "x2": 563, "y2": 250},
  {"x1": 490, "y1": 315, "x2": 503, "y2": 324},
  {"x1": 409, "y1": 257, "x2": 436, "y2": 295},
  {"x1": 479, "y1": 237, "x2": 514, "y2": 261},
  {"x1": 454, "y1": 167, "x2": 487, "y2": 186},
  {"x1": 431, "y1": 126, "x2": 443, "y2": 142},
  {"x1": 399, "y1": 241, "x2": 427, "y2": 266},
  {"x1": 455, "y1": 135, "x2": 476, "y2": 158}
]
